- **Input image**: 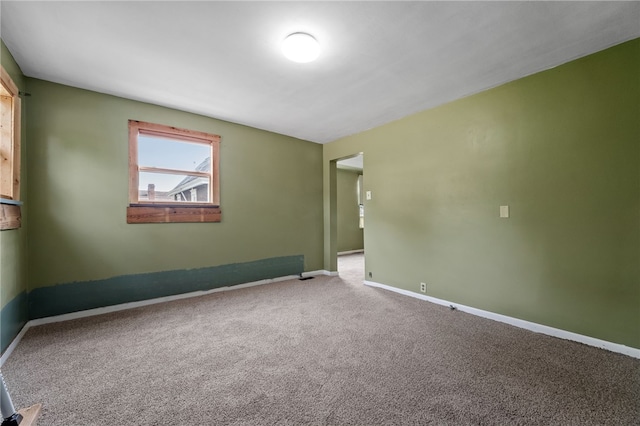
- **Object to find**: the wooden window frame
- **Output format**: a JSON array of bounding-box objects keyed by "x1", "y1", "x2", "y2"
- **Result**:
[
  {"x1": 0, "y1": 64, "x2": 22, "y2": 231},
  {"x1": 127, "y1": 120, "x2": 221, "y2": 224}
]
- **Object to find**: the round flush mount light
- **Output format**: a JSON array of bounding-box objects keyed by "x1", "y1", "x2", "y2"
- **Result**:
[{"x1": 282, "y1": 32, "x2": 320, "y2": 63}]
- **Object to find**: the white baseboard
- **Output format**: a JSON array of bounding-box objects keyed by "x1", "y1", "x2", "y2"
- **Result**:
[
  {"x1": 304, "y1": 269, "x2": 338, "y2": 277},
  {"x1": 0, "y1": 270, "x2": 330, "y2": 367},
  {"x1": 0, "y1": 323, "x2": 30, "y2": 367},
  {"x1": 364, "y1": 280, "x2": 640, "y2": 359},
  {"x1": 338, "y1": 250, "x2": 364, "y2": 255}
]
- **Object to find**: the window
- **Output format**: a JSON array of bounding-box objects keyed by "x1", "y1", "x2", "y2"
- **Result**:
[
  {"x1": 0, "y1": 64, "x2": 21, "y2": 230},
  {"x1": 127, "y1": 120, "x2": 221, "y2": 224}
]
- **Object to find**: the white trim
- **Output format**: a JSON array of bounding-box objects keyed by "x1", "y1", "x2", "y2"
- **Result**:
[
  {"x1": 364, "y1": 280, "x2": 640, "y2": 359},
  {"x1": 0, "y1": 270, "x2": 331, "y2": 367},
  {"x1": 302, "y1": 269, "x2": 337, "y2": 277},
  {"x1": 338, "y1": 250, "x2": 364, "y2": 256},
  {"x1": 0, "y1": 322, "x2": 30, "y2": 367}
]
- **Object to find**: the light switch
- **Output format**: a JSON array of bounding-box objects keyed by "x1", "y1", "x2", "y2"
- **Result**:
[
  {"x1": 500, "y1": 205, "x2": 510, "y2": 218},
  {"x1": 366, "y1": 191, "x2": 372, "y2": 200}
]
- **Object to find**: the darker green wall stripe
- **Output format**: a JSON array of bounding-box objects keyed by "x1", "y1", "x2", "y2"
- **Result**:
[
  {"x1": 28, "y1": 256, "x2": 304, "y2": 319},
  {"x1": 1, "y1": 291, "x2": 28, "y2": 354}
]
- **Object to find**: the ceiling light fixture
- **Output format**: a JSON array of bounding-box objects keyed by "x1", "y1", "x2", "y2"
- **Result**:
[{"x1": 282, "y1": 32, "x2": 320, "y2": 63}]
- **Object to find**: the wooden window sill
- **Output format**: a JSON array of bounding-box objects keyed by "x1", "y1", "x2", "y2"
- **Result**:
[
  {"x1": 0, "y1": 199, "x2": 22, "y2": 230},
  {"x1": 127, "y1": 204, "x2": 221, "y2": 224}
]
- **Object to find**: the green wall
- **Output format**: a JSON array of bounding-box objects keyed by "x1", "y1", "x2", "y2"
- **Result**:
[
  {"x1": 2, "y1": 36, "x2": 638, "y2": 354},
  {"x1": 0, "y1": 39, "x2": 29, "y2": 353},
  {"x1": 25, "y1": 78, "x2": 323, "y2": 314},
  {"x1": 324, "y1": 39, "x2": 640, "y2": 349},
  {"x1": 337, "y1": 169, "x2": 363, "y2": 252}
]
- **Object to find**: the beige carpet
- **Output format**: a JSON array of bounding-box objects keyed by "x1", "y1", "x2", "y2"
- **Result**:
[{"x1": 2, "y1": 253, "x2": 639, "y2": 425}]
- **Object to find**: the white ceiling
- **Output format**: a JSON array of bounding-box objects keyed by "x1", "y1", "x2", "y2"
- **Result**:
[{"x1": 1, "y1": 2, "x2": 638, "y2": 144}]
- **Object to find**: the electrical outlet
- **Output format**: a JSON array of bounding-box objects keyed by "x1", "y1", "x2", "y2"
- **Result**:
[
  {"x1": 420, "y1": 282, "x2": 426, "y2": 293},
  {"x1": 368, "y1": 272, "x2": 372, "y2": 278}
]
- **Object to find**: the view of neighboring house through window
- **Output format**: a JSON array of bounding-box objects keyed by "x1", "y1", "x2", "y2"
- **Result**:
[
  {"x1": 137, "y1": 135, "x2": 211, "y2": 203},
  {"x1": 129, "y1": 120, "x2": 220, "y2": 206}
]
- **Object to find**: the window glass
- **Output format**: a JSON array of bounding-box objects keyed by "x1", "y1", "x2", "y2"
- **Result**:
[
  {"x1": 138, "y1": 172, "x2": 210, "y2": 203},
  {"x1": 138, "y1": 135, "x2": 210, "y2": 172}
]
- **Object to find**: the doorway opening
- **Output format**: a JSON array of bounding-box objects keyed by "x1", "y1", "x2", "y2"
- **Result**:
[{"x1": 336, "y1": 153, "x2": 364, "y2": 280}]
